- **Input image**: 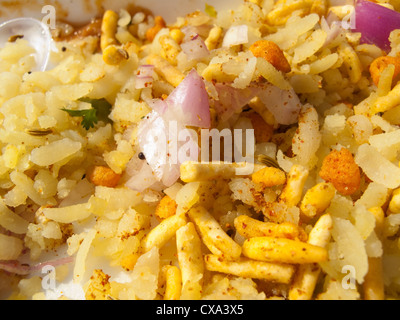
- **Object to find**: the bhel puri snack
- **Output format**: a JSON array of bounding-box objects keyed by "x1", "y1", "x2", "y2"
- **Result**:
[{"x1": 2, "y1": 0, "x2": 400, "y2": 301}]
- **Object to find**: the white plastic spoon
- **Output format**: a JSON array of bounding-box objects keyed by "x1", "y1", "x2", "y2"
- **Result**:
[{"x1": 0, "y1": 17, "x2": 52, "y2": 71}]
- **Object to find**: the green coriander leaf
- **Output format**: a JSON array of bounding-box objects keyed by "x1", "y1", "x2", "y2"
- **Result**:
[
  {"x1": 205, "y1": 3, "x2": 217, "y2": 17},
  {"x1": 62, "y1": 98, "x2": 113, "y2": 130},
  {"x1": 79, "y1": 98, "x2": 112, "y2": 124},
  {"x1": 80, "y1": 108, "x2": 98, "y2": 130},
  {"x1": 61, "y1": 108, "x2": 98, "y2": 130}
]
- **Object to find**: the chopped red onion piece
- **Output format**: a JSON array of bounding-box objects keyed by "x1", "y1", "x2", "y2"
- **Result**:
[
  {"x1": 137, "y1": 111, "x2": 168, "y2": 181},
  {"x1": 181, "y1": 26, "x2": 201, "y2": 42},
  {"x1": 127, "y1": 69, "x2": 210, "y2": 189},
  {"x1": 134, "y1": 110, "x2": 199, "y2": 188},
  {"x1": 321, "y1": 16, "x2": 343, "y2": 47},
  {"x1": 213, "y1": 84, "x2": 262, "y2": 121},
  {"x1": 325, "y1": 11, "x2": 340, "y2": 27},
  {"x1": 135, "y1": 65, "x2": 155, "y2": 89},
  {"x1": 222, "y1": 25, "x2": 249, "y2": 48},
  {"x1": 163, "y1": 69, "x2": 211, "y2": 128},
  {"x1": 125, "y1": 159, "x2": 162, "y2": 192},
  {"x1": 354, "y1": 0, "x2": 400, "y2": 52},
  {"x1": 137, "y1": 65, "x2": 154, "y2": 77},
  {"x1": 0, "y1": 256, "x2": 74, "y2": 275},
  {"x1": 148, "y1": 98, "x2": 168, "y2": 115},
  {"x1": 135, "y1": 76, "x2": 154, "y2": 89},
  {"x1": 213, "y1": 83, "x2": 301, "y2": 125},
  {"x1": 181, "y1": 34, "x2": 210, "y2": 60},
  {"x1": 258, "y1": 84, "x2": 302, "y2": 125}
]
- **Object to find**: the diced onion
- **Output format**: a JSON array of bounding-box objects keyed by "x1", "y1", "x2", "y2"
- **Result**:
[
  {"x1": 137, "y1": 65, "x2": 154, "y2": 77},
  {"x1": 354, "y1": 0, "x2": 400, "y2": 51},
  {"x1": 0, "y1": 256, "x2": 74, "y2": 275},
  {"x1": 135, "y1": 76, "x2": 153, "y2": 89},
  {"x1": 127, "y1": 70, "x2": 212, "y2": 189},
  {"x1": 125, "y1": 158, "x2": 163, "y2": 192},
  {"x1": 321, "y1": 16, "x2": 343, "y2": 47},
  {"x1": 135, "y1": 111, "x2": 199, "y2": 188},
  {"x1": 163, "y1": 69, "x2": 211, "y2": 128},
  {"x1": 213, "y1": 82, "x2": 302, "y2": 125},
  {"x1": 222, "y1": 25, "x2": 249, "y2": 48},
  {"x1": 258, "y1": 84, "x2": 302, "y2": 125},
  {"x1": 214, "y1": 84, "x2": 261, "y2": 121},
  {"x1": 181, "y1": 34, "x2": 210, "y2": 60},
  {"x1": 135, "y1": 65, "x2": 155, "y2": 89}
]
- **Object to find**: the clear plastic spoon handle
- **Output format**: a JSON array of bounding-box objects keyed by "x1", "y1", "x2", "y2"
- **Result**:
[{"x1": 0, "y1": 18, "x2": 52, "y2": 71}]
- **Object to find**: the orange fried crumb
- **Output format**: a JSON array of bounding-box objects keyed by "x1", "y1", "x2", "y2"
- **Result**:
[
  {"x1": 146, "y1": 16, "x2": 167, "y2": 42},
  {"x1": 246, "y1": 112, "x2": 274, "y2": 143},
  {"x1": 249, "y1": 40, "x2": 291, "y2": 73},
  {"x1": 252, "y1": 166, "x2": 286, "y2": 188},
  {"x1": 370, "y1": 55, "x2": 400, "y2": 87},
  {"x1": 155, "y1": 195, "x2": 178, "y2": 220},
  {"x1": 89, "y1": 166, "x2": 121, "y2": 188},
  {"x1": 319, "y1": 148, "x2": 360, "y2": 196}
]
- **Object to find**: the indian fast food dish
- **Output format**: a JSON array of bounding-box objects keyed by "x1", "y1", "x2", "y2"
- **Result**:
[{"x1": 1, "y1": 0, "x2": 400, "y2": 300}]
